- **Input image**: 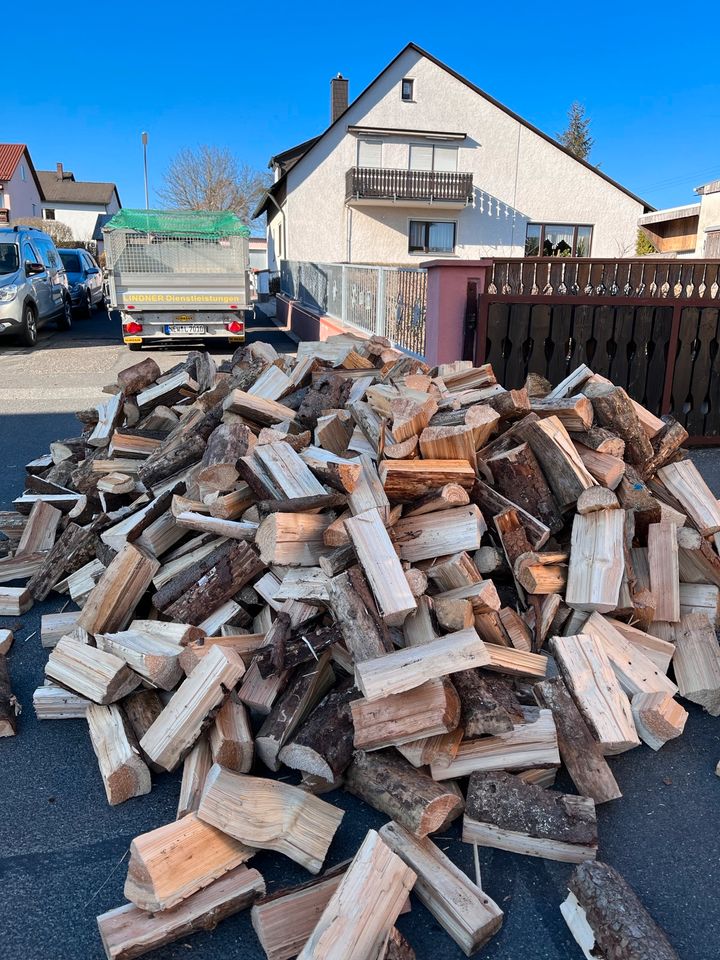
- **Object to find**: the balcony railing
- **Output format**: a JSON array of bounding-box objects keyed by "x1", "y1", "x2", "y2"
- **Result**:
[{"x1": 346, "y1": 167, "x2": 473, "y2": 204}]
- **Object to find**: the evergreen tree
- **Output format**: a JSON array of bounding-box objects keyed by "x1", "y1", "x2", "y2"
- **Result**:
[
  {"x1": 558, "y1": 102, "x2": 594, "y2": 160},
  {"x1": 636, "y1": 229, "x2": 657, "y2": 255}
]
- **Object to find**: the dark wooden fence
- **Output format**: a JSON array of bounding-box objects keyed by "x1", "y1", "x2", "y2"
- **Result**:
[
  {"x1": 345, "y1": 167, "x2": 474, "y2": 204},
  {"x1": 470, "y1": 258, "x2": 720, "y2": 443}
]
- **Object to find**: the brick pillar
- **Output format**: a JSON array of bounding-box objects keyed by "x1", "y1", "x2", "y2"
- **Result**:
[{"x1": 422, "y1": 259, "x2": 492, "y2": 367}]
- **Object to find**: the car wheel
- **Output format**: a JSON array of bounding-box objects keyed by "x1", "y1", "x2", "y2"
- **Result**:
[
  {"x1": 20, "y1": 303, "x2": 38, "y2": 347},
  {"x1": 57, "y1": 296, "x2": 72, "y2": 331},
  {"x1": 82, "y1": 290, "x2": 93, "y2": 317}
]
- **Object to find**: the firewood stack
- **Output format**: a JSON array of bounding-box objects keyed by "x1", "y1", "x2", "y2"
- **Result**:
[{"x1": 6, "y1": 336, "x2": 716, "y2": 958}]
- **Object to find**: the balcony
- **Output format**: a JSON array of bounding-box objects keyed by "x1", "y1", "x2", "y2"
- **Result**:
[{"x1": 345, "y1": 167, "x2": 473, "y2": 208}]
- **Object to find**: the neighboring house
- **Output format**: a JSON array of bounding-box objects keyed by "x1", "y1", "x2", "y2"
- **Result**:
[
  {"x1": 38, "y1": 163, "x2": 121, "y2": 240},
  {"x1": 254, "y1": 44, "x2": 652, "y2": 270},
  {"x1": 249, "y1": 236, "x2": 268, "y2": 271},
  {"x1": 639, "y1": 179, "x2": 720, "y2": 257},
  {"x1": 0, "y1": 143, "x2": 44, "y2": 222}
]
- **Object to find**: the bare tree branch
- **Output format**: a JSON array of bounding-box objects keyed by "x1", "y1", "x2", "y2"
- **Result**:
[{"x1": 157, "y1": 146, "x2": 271, "y2": 227}]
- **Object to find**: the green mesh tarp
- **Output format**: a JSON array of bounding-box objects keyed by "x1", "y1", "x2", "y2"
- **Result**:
[{"x1": 103, "y1": 209, "x2": 251, "y2": 237}]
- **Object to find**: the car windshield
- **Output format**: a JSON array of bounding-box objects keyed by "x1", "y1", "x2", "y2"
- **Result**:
[
  {"x1": 59, "y1": 252, "x2": 82, "y2": 272},
  {"x1": 0, "y1": 242, "x2": 20, "y2": 276}
]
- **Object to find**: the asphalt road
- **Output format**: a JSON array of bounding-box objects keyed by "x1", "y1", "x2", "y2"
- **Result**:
[{"x1": 0, "y1": 309, "x2": 718, "y2": 960}]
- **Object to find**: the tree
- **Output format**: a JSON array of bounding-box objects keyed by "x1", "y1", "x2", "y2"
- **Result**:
[
  {"x1": 636, "y1": 228, "x2": 657, "y2": 255},
  {"x1": 16, "y1": 217, "x2": 73, "y2": 245},
  {"x1": 558, "y1": 102, "x2": 594, "y2": 160},
  {"x1": 158, "y1": 146, "x2": 271, "y2": 227}
]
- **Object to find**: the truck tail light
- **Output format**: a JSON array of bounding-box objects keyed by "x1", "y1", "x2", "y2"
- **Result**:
[
  {"x1": 226, "y1": 320, "x2": 244, "y2": 333},
  {"x1": 124, "y1": 321, "x2": 143, "y2": 334}
]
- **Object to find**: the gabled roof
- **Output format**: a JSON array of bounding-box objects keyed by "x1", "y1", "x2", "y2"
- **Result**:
[
  {"x1": 696, "y1": 178, "x2": 720, "y2": 196},
  {"x1": 0, "y1": 143, "x2": 26, "y2": 180},
  {"x1": 37, "y1": 170, "x2": 120, "y2": 206},
  {"x1": 253, "y1": 42, "x2": 653, "y2": 218}
]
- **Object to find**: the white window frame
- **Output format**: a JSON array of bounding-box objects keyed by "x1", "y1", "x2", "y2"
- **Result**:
[
  {"x1": 407, "y1": 217, "x2": 458, "y2": 256},
  {"x1": 401, "y1": 77, "x2": 415, "y2": 102}
]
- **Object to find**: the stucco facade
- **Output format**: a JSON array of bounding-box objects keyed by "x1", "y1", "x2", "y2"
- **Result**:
[
  {"x1": 264, "y1": 46, "x2": 649, "y2": 269},
  {"x1": 42, "y1": 196, "x2": 120, "y2": 240},
  {"x1": 2, "y1": 157, "x2": 42, "y2": 219}
]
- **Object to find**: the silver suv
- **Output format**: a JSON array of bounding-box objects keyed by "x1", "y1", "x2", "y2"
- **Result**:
[{"x1": 0, "y1": 225, "x2": 72, "y2": 347}]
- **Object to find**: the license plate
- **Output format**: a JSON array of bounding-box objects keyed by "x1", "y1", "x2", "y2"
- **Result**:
[{"x1": 169, "y1": 324, "x2": 206, "y2": 335}]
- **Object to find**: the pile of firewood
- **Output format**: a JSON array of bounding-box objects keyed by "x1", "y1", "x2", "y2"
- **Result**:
[{"x1": 3, "y1": 331, "x2": 717, "y2": 960}]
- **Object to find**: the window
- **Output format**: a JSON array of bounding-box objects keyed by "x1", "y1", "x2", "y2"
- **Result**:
[
  {"x1": 409, "y1": 144, "x2": 457, "y2": 172},
  {"x1": 401, "y1": 78, "x2": 414, "y2": 101},
  {"x1": 409, "y1": 220, "x2": 456, "y2": 254},
  {"x1": 60, "y1": 252, "x2": 82, "y2": 272},
  {"x1": 20, "y1": 164, "x2": 27, "y2": 181},
  {"x1": 525, "y1": 223, "x2": 593, "y2": 257},
  {"x1": 35, "y1": 238, "x2": 60, "y2": 270},
  {"x1": 357, "y1": 139, "x2": 382, "y2": 168},
  {"x1": 44, "y1": 209, "x2": 56, "y2": 220},
  {"x1": 22, "y1": 241, "x2": 41, "y2": 266}
]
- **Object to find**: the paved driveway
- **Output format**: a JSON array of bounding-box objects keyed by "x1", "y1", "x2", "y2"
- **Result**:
[{"x1": 0, "y1": 310, "x2": 718, "y2": 960}]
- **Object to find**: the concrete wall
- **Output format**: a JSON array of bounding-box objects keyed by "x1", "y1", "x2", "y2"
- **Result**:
[
  {"x1": 3, "y1": 157, "x2": 42, "y2": 219},
  {"x1": 42, "y1": 193, "x2": 120, "y2": 240},
  {"x1": 281, "y1": 48, "x2": 645, "y2": 265}
]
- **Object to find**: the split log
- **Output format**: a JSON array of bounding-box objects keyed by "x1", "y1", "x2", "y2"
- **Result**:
[
  {"x1": 345, "y1": 749, "x2": 464, "y2": 836},
  {"x1": 562, "y1": 860, "x2": 680, "y2": 960},
  {"x1": 15, "y1": 500, "x2": 61, "y2": 555},
  {"x1": 514, "y1": 551, "x2": 567, "y2": 595},
  {"x1": 424, "y1": 551, "x2": 481, "y2": 591},
  {"x1": 162, "y1": 540, "x2": 265, "y2": 624},
  {"x1": 46, "y1": 638, "x2": 141, "y2": 704},
  {"x1": 576, "y1": 486, "x2": 619, "y2": 513},
  {"x1": 177, "y1": 735, "x2": 213, "y2": 818},
  {"x1": 256, "y1": 654, "x2": 336, "y2": 772},
  {"x1": 403, "y1": 484, "x2": 470, "y2": 517},
  {"x1": 642, "y1": 418, "x2": 689, "y2": 478},
  {"x1": 278, "y1": 683, "x2": 357, "y2": 780},
  {"x1": 484, "y1": 643, "x2": 549, "y2": 678},
  {"x1": 534, "y1": 676, "x2": 621, "y2": 803},
  {"x1": 351, "y1": 678, "x2": 460, "y2": 751},
  {"x1": 631, "y1": 692, "x2": 688, "y2": 751},
  {"x1": 96, "y1": 630, "x2": 183, "y2": 690},
  {"x1": 529, "y1": 395, "x2": 594, "y2": 430},
  {"x1": 77, "y1": 543, "x2": 159, "y2": 635},
  {"x1": 0, "y1": 655, "x2": 18, "y2": 737},
  {"x1": 391, "y1": 504, "x2": 486, "y2": 563},
  {"x1": 471, "y1": 479, "x2": 550, "y2": 550},
  {"x1": 124, "y1": 813, "x2": 253, "y2": 912},
  {"x1": 344, "y1": 509, "x2": 417, "y2": 626},
  {"x1": 551, "y1": 634, "x2": 640, "y2": 754},
  {"x1": 679, "y1": 582, "x2": 720, "y2": 622},
  {"x1": 28, "y1": 521, "x2": 98, "y2": 600},
  {"x1": 452, "y1": 670, "x2": 523, "y2": 736},
  {"x1": 0, "y1": 586, "x2": 32, "y2": 615},
  {"x1": 379, "y1": 821, "x2": 503, "y2": 956},
  {"x1": 657, "y1": 460, "x2": 720, "y2": 535},
  {"x1": 417, "y1": 423, "x2": 478, "y2": 466},
  {"x1": 430, "y1": 709, "x2": 560, "y2": 779},
  {"x1": 198, "y1": 764, "x2": 344, "y2": 873},
  {"x1": 98, "y1": 864, "x2": 264, "y2": 960},
  {"x1": 516, "y1": 415, "x2": 595, "y2": 508},
  {"x1": 86, "y1": 703, "x2": 151, "y2": 805},
  {"x1": 581, "y1": 612, "x2": 677, "y2": 698},
  {"x1": 565, "y1": 509, "x2": 625, "y2": 613},
  {"x1": 487, "y1": 443, "x2": 562, "y2": 533},
  {"x1": 223, "y1": 389, "x2": 299, "y2": 426},
  {"x1": 583, "y1": 381, "x2": 653, "y2": 466},
  {"x1": 33, "y1": 683, "x2": 91, "y2": 720},
  {"x1": 140, "y1": 646, "x2": 246, "y2": 771},
  {"x1": 605, "y1": 617, "x2": 674, "y2": 673},
  {"x1": 355, "y1": 628, "x2": 489, "y2": 701},
  {"x1": 671, "y1": 612, "x2": 720, "y2": 715},
  {"x1": 676, "y1": 526, "x2": 720, "y2": 587},
  {"x1": 122, "y1": 689, "x2": 164, "y2": 748},
  {"x1": 648, "y1": 521, "x2": 680, "y2": 622},
  {"x1": 379, "y1": 459, "x2": 475, "y2": 502},
  {"x1": 255, "y1": 442, "x2": 327, "y2": 498},
  {"x1": 463, "y1": 770, "x2": 597, "y2": 863},
  {"x1": 0, "y1": 630, "x2": 13, "y2": 656},
  {"x1": 256, "y1": 512, "x2": 332, "y2": 567},
  {"x1": 296, "y1": 830, "x2": 416, "y2": 960},
  {"x1": 208, "y1": 693, "x2": 254, "y2": 772},
  {"x1": 300, "y1": 446, "x2": 362, "y2": 493},
  {"x1": 116, "y1": 356, "x2": 161, "y2": 395}
]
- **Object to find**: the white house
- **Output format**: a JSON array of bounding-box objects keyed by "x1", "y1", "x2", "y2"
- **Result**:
[
  {"x1": 254, "y1": 44, "x2": 652, "y2": 270},
  {"x1": 639, "y1": 178, "x2": 720, "y2": 257},
  {"x1": 38, "y1": 163, "x2": 120, "y2": 240},
  {"x1": 0, "y1": 144, "x2": 44, "y2": 222}
]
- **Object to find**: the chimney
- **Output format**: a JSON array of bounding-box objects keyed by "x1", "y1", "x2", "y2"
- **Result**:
[
  {"x1": 56, "y1": 162, "x2": 64, "y2": 180},
  {"x1": 330, "y1": 73, "x2": 349, "y2": 124}
]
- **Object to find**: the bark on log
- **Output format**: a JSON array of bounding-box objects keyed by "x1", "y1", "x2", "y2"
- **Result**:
[
  {"x1": 27, "y1": 522, "x2": 99, "y2": 600},
  {"x1": 328, "y1": 566, "x2": 393, "y2": 663},
  {"x1": 0, "y1": 655, "x2": 18, "y2": 736},
  {"x1": 345, "y1": 748, "x2": 464, "y2": 836},
  {"x1": 279, "y1": 682, "x2": 358, "y2": 781},
  {"x1": 452, "y1": 669, "x2": 523, "y2": 736},
  {"x1": 487, "y1": 443, "x2": 563, "y2": 533}
]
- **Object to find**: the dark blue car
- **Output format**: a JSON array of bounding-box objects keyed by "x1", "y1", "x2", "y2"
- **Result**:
[{"x1": 58, "y1": 248, "x2": 104, "y2": 316}]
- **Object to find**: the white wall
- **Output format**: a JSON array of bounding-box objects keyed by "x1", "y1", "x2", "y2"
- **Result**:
[
  {"x1": 281, "y1": 49, "x2": 645, "y2": 265},
  {"x1": 3, "y1": 158, "x2": 43, "y2": 219},
  {"x1": 696, "y1": 191, "x2": 720, "y2": 257},
  {"x1": 42, "y1": 193, "x2": 120, "y2": 240}
]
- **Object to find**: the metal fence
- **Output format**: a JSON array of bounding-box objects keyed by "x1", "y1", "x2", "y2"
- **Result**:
[{"x1": 280, "y1": 259, "x2": 427, "y2": 356}]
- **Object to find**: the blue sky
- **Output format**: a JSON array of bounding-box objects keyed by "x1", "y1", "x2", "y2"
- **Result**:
[{"x1": 6, "y1": 0, "x2": 718, "y2": 215}]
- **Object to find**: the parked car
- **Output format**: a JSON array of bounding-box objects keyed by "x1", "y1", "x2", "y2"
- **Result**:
[
  {"x1": 0, "y1": 226, "x2": 72, "y2": 347},
  {"x1": 58, "y1": 248, "x2": 104, "y2": 316}
]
